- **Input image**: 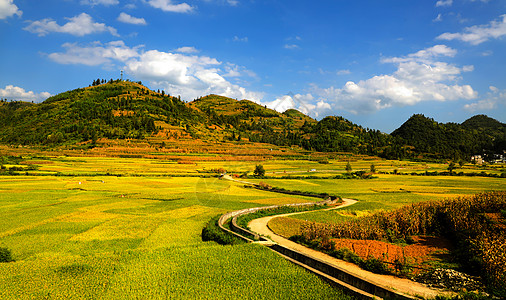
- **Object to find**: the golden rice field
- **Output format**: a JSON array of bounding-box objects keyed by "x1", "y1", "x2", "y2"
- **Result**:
[
  {"x1": 0, "y1": 154, "x2": 504, "y2": 299},
  {"x1": 0, "y1": 172, "x2": 352, "y2": 299}
]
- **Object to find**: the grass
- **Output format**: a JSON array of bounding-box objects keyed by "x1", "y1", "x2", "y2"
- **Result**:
[{"x1": 0, "y1": 174, "x2": 350, "y2": 299}]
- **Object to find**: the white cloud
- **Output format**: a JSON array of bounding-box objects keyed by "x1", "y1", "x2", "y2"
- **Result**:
[
  {"x1": 381, "y1": 44, "x2": 457, "y2": 64},
  {"x1": 223, "y1": 63, "x2": 256, "y2": 78},
  {"x1": 175, "y1": 46, "x2": 199, "y2": 54},
  {"x1": 0, "y1": 0, "x2": 22, "y2": 19},
  {"x1": 125, "y1": 50, "x2": 262, "y2": 100},
  {"x1": 284, "y1": 44, "x2": 299, "y2": 50},
  {"x1": 267, "y1": 95, "x2": 298, "y2": 113},
  {"x1": 435, "y1": 0, "x2": 452, "y2": 7},
  {"x1": 48, "y1": 41, "x2": 141, "y2": 66},
  {"x1": 204, "y1": 0, "x2": 238, "y2": 5},
  {"x1": 146, "y1": 0, "x2": 194, "y2": 13},
  {"x1": 47, "y1": 41, "x2": 263, "y2": 101},
  {"x1": 80, "y1": 0, "x2": 119, "y2": 6},
  {"x1": 233, "y1": 36, "x2": 248, "y2": 42},
  {"x1": 433, "y1": 13, "x2": 443, "y2": 22},
  {"x1": 437, "y1": 14, "x2": 506, "y2": 45},
  {"x1": 24, "y1": 13, "x2": 118, "y2": 37},
  {"x1": 117, "y1": 12, "x2": 147, "y2": 25},
  {"x1": 311, "y1": 45, "x2": 477, "y2": 114},
  {"x1": 337, "y1": 69, "x2": 351, "y2": 75},
  {"x1": 0, "y1": 85, "x2": 51, "y2": 102},
  {"x1": 464, "y1": 86, "x2": 506, "y2": 112},
  {"x1": 266, "y1": 93, "x2": 331, "y2": 118}
]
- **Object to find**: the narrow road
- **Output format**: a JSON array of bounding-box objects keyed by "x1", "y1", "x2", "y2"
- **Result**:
[{"x1": 248, "y1": 199, "x2": 447, "y2": 299}]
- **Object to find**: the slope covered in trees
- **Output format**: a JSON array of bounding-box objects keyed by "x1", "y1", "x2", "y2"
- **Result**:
[
  {"x1": 392, "y1": 114, "x2": 505, "y2": 160},
  {"x1": 0, "y1": 80, "x2": 200, "y2": 145},
  {"x1": 0, "y1": 81, "x2": 504, "y2": 161}
]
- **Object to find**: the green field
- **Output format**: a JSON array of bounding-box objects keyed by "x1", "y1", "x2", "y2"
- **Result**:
[
  {"x1": 0, "y1": 174, "x2": 353, "y2": 299},
  {"x1": 0, "y1": 155, "x2": 504, "y2": 299}
]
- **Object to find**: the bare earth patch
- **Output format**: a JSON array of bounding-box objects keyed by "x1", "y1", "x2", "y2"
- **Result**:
[{"x1": 332, "y1": 236, "x2": 453, "y2": 273}]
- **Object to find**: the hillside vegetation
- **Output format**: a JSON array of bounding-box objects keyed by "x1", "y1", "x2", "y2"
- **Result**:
[
  {"x1": 0, "y1": 80, "x2": 504, "y2": 161},
  {"x1": 392, "y1": 114, "x2": 506, "y2": 161}
]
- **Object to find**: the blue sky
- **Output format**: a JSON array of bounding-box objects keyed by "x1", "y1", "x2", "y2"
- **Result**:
[{"x1": 0, "y1": 0, "x2": 505, "y2": 132}]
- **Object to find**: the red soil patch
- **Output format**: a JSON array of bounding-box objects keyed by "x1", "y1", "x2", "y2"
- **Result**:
[{"x1": 332, "y1": 236, "x2": 453, "y2": 273}]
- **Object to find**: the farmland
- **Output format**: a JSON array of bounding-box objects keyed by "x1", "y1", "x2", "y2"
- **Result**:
[
  {"x1": 0, "y1": 172, "x2": 351, "y2": 299},
  {"x1": 0, "y1": 153, "x2": 504, "y2": 298}
]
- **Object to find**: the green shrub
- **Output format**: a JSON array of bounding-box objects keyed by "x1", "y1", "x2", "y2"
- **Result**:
[
  {"x1": 201, "y1": 215, "x2": 245, "y2": 245},
  {"x1": 0, "y1": 247, "x2": 14, "y2": 263},
  {"x1": 330, "y1": 248, "x2": 362, "y2": 265},
  {"x1": 360, "y1": 256, "x2": 391, "y2": 275}
]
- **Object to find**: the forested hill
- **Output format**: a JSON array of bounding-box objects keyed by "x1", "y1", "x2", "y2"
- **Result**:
[
  {"x1": 0, "y1": 80, "x2": 199, "y2": 145},
  {"x1": 0, "y1": 80, "x2": 504, "y2": 161},
  {"x1": 391, "y1": 114, "x2": 505, "y2": 160}
]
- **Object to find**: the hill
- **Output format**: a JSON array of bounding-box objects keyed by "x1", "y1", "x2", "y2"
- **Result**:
[
  {"x1": 188, "y1": 94, "x2": 317, "y2": 143},
  {"x1": 0, "y1": 80, "x2": 504, "y2": 161},
  {"x1": 391, "y1": 114, "x2": 506, "y2": 160},
  {"x1": 0, "y1": 80, "x2": 200, "y2": 145}
]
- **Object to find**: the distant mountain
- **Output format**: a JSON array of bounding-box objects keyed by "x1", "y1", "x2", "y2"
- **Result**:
[
  {"x1": 0, "y1": 80, "x2": 503, "y2": 161},
  {"x1": 391, "y1": 114, "x2": 505, "y2": 160},
  {"x1": 461, "y1": 114, "x2": 505, "y2": 132}
]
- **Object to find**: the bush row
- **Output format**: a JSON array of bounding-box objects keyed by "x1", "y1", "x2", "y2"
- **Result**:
[{"x1": 201, "y1": 215, "x2": 245, "y2": 245}]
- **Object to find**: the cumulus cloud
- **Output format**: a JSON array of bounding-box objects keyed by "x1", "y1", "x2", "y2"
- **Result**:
[
  {"x1": 146, "y1": 0, "x2": 194, "y2": 13},
  {"x1": 117, "y1": 12, "x2": 147, "y2": 25},
  {"x1": 125, "y1": 50, "x2": 262, "y2": 100},
  {"x1": 310, "y1": 45, "x2": 477, "y2": 114},
  {"x1": 175, "y1": 46, "x2": 199, "y2": 54},
  {"x1": 0, "y1": 85, "x2": 51, "y2": 102},
  {"x1": 24, "y1": 13, "x2": 118, "y2": 37},
  {"x1": 464, "y1": 86, "x2": 506, "y2": 112},
  {"x1": 435, "y1": 0, "x2": 452, "y2": 7},
  {"x1": 48, "y1": 41, "x2": 141, "y2": 66},
  {"x1": 437, "y1": 14, "x2": 506, "y2": 45},
  {"x1": 80, "y1": 0, "x2": 119, "y2": 6},
  {"x1": 47, "y1": 41, "x2": 263, "y2": 101},
  {"x1": 0, "y1": 0, "x2": 22, "y2": 19},
  {"x1": 265, "y1": 93, "x2": 331, "y2": 118}
]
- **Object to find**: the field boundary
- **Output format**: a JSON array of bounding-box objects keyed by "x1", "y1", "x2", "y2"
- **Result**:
[{"x1": 217, "y1": 199, "x2": 336, "y2": 243}]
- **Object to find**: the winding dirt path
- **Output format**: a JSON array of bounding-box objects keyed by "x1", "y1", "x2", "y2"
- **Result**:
[{"x1": 248, "y1": 199, "x2": 448, "y2": 299}]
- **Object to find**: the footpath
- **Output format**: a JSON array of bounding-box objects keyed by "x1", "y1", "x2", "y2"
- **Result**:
[
  {"x1": 248, "y1": 199, "x2": 449, "y2": 299},
  {"x1": 220, "y1": 174, "x2": 451, "y2": 299}
]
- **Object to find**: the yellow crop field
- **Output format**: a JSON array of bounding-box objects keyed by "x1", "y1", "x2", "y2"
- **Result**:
[{"x1": 0, "y1": 152, "x2": 504, "y2": 299}]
